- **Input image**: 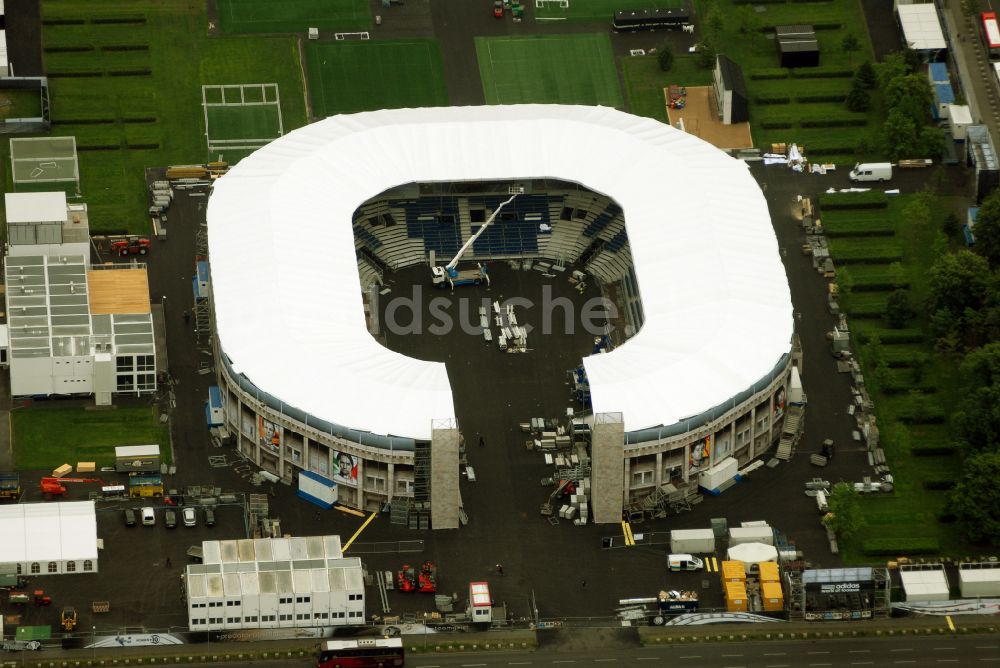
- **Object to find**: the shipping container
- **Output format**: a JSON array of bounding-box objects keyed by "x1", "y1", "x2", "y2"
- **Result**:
[
  {"x1": 721, "y1": 560, "x2": 745, "y2": 582},
  {"x1": 729, "y1": 526, "x2": 774, "y2": 546},
  {"x1": 670, "y1": 528, "x2": 716, "y2": 554},
  {"x1": 698, "y1": 456, "x2": 739, "y2": 493},
  {"x1": 761, "y1": 581, "x2": 784, "y2": 611},
  {"x1": 758, "y1": 561, "x2": 780, "y2": 583},
  {"x1": 724, "y1": 581, "x2": 747, "y2": 612}
]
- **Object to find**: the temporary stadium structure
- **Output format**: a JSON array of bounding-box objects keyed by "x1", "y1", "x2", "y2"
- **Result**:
[{"x1": 208, "y1": 105, "x2": 795, "y2": 526}]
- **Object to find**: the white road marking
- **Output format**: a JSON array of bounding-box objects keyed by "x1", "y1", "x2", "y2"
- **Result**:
[
  {"x1": 849, "y1": 650, "x2": 871, "y2": 654},
  {"x1": 890, "y1": 649, "x2": 913, "y2": 653}
]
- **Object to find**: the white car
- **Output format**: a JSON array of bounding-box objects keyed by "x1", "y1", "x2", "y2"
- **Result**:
[
  {"x1": 141, "y1": 507, "x2": 155, "y2": 526},
  {"x1": 182, "y1": 507, "x2": 196, "y2": 527}
]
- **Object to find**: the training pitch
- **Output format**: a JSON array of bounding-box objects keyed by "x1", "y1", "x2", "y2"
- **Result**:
[
  {"x1": 216, "y1": 0, "x2": 370, "y2": 34},
  {"x1": 203, "y1": 83, "x2": 283, "y2": 164},
  {"x1": 475, "y1": 34, "x2": 623, "y2": 108}
]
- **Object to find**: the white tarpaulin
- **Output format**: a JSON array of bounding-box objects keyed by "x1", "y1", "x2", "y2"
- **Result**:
[
  {"x1": 208, "y1": 105, "x2": 793, "y2": 440},
  {"x1": 897, "y1": 4, "x2": 946, "y2": 52},
  {"x1": 727, "y1": 542, "x2": 779, "y2": 564}
]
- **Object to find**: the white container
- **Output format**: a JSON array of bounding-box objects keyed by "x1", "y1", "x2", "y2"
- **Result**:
[
  {"x1": 729, "y1": 526, "x2": 774, "y2": 546},
  {"x1": 670, "y1": 528, "x2": 716, "y2": 554}
]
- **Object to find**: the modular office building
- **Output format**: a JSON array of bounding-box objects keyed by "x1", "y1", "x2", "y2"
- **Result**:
[{"x1": 185, "y1": 535, "x2": 365, "y2": 631}]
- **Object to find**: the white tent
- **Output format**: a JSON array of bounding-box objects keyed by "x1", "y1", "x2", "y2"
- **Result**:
[
  {"x1": 0, "y1": 501, "x2": 98, "y2": 574},
  {"x1": 209, "y1": 105, "x2": 792, "y2": 440},
  {"x1": 727, "y1": 541, "x2": 779, "y2": 564}
]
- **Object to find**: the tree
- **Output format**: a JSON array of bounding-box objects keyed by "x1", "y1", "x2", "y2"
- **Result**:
[
  {"x1": 884, "y1": 74, "x2": 934, "y2": 127},
  {"x1": 695, "y1": 39, "x2": 718, "y2": 70},
  {"x1": 845, "y1": 81, "x2": 871, "y2": 112},
  {"x1": 881, "y1": 109, "x2": 919, "y2": 160},
  {"x1": 970, "y1": 188, "x2": 1000, "y2": 268},
  {"x1": 962, "y1": 341, "x2": 1000, "y2": 387},
  {"x1": 842, "y1": 33, "x2": 861, "y2": 62},
  {"x1": 885, "y1": 289, "x2": 913, "y2": 328},
  {"x1": 737, "y1": 5, "x2": 760, "y2": 35},
  {"x1": 887, "y1": 261, "x2": 907, "y2": 288},
  {"x1": 657, "y1": 43, "x2": 674, "y2": 72},
  {"x1": 927, "y1": 250, "x2": 991, "y2": 319},
  {"x1": 943, "y1": 212, "x2": 961, "y2": 237},
  {"x1": 953, "y1": 384, "x2": 1000, "y2": 452},
  {"x1": 875, "y1": 52, "x2": 910, "y2": 89},
  {"x1": 822, "y1": 482, "x2": 865, "y2": 540},
  {"x1": 855, "y1": 61, "x2": 877, "y2": 89},
  {"x1": 918, "y1": 125, "x2": 945, "y2": 160},
  {"x1": 950, "y1": 451, "x2": 1000, "y2": 543},
  {"x1": 910, "y1": 352, "x2": 930, "y2": 384}
]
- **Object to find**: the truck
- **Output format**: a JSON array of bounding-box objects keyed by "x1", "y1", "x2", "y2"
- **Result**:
[
  {"x1": 0, "y1": 474, "x2": 20, "y2": 502},
  {"x1": 848, "y1": 162, "x2": 892, "y2": 182},
  {"x1": 431, "y1": 192, "x2": 518, "y2": 289},
  {"x1": 617, "y1": 590, "x2": 700, "y2": 625},
  {"x1": 668, "y1": 554, "x2": 704, "y2": 572}
]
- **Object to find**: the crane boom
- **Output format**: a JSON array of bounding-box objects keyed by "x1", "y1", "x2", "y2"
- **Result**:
[{"x1": 446, "y1": 194, "x2": 517, "y2": 271}]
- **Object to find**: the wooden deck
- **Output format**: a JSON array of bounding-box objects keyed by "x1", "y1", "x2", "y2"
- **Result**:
[
  {"x1": 665, "y1": 86, "x2": 754, "y2": 151},
  {"x1": 88, "y1": 268, "x2": 151, "y2": 315}
]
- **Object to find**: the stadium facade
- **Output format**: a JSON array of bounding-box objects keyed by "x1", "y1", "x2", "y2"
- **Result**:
[{"x1": 208, "y1": 105, "x2": 796, "y2": 527}]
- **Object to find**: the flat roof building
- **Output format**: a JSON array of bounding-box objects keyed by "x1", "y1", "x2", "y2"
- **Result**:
[{"x1": 0, "y1": 501, "x2": 98, "y2": 575}]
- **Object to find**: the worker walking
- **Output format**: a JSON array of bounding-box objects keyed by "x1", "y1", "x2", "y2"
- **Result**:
[
  {"x1": 183, "y1": 310, "x2": 191, "y2": 324},
  {"x1": 581, "y1": 579, "x2": 586, "y2": 589},
  {"x1": 496, "y1": 564, "x2": 504, "y2": 576},
  {"x1": 479, "y1": 435, "x2": 485, "y2": 448},
  {"x1": 165, "y1": 557, "x2": 172, "y2": 569}
]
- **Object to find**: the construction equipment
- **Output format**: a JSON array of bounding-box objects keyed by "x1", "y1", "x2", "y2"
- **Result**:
[
  {"x1": 417, "y1": 561, "x2": 437, "y2": 593},
  {"x1": 60, "y1": 607, "x2": 77, "y2": 632},
  {"x1": 431, "y1": 193, "x2": 518, "y2": 289},
  {"x1": 617, "y1": 590, "x2": 700, "y2": 625},
  {"x1": 8, "y1": 591, "x2": 29, "y2": 605},
  {"x1": 110, "y1": 236, "x2": 151, "y2": 257},
  {"x1": 33, "y1": 590, "x2": 51, "y2": 607},
  {"x1": 397, "y1": 565, "x2": 417, "y2": 593},
  {"x1": 0, "y1": 473, "x2": 21, "y2": 501},
  {"x1": 539, "y1": 478, "x2": 574, "y2": 516},
  {"x1": 40, "y1": 477, "x2": 103, "y2": 499}
]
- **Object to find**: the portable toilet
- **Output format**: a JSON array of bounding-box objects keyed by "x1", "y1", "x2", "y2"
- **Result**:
[
  {"x1": 761, "y1": 581, "x2": 784, "y2": 611},
  {"x1": 469, "y1": 582, "x2": 492, "y2": 624}
]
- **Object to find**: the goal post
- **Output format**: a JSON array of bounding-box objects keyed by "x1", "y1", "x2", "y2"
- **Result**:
[{"x1": 535, "y1": 0, "x2": 569, "y2": 8}]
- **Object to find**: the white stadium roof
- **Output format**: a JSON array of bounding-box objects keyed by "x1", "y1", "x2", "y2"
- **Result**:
[{"x1": 208, "y1": 105, "x2": 793, "y2": 441}]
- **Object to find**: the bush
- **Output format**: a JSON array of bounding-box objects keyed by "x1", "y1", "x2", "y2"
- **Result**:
[
  {"x1": 658, "y1": 43, "x2": 674, "y2": 72},
  {"x1": 861, "y1": 537, "x2": 940, "y2": 555},
  {"x1": 819, "y1": 191, "x2": 889, "y2": 209},
  {"x1": 846, "y1": 83, "x2": 871, "y2": 112}
]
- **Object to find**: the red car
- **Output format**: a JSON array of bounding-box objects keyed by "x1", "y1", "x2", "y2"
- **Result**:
[{"x1": 493, "y1": 1, "x2": 504, "y2": 17}]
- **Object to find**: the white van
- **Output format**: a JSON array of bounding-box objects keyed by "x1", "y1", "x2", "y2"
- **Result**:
[
  {"x1": 668, "y1": 554, "x2": 704, "y2": 571},
  {"x1": 849, "y1": 162, "x2": 892, "y2": 182}
]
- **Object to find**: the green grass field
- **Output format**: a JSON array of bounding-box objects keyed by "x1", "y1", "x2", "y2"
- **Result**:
[
  {"x1": 29, "y1": 1, "x2": 308, "y2": 233},
  {"x1": 304, "y1": 40, "x2": 448, "y2": 116},
  {"x1": 476, "y1": 34, "x2": 623, "y2": 107},
  {"x1": 217, "y1": 0, "x2": 370, "y2": 34},
  {"x1": 12, "y1": 406, "x2": 171, "y2": 470},
  {"x1": 206, "y1": 106, "x2": 281, "y2": 142},
  {"x1": 535, "y1": 0, "x2": 683, "y2": 21},
  {"x1": 0, "y1": 88, "x2": 43, "y2": 119}
]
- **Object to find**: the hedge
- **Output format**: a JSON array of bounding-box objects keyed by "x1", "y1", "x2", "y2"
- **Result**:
[
  {"x1": 801, "y1": 117, "x2": 868, "y2": 128},
  {"x1": 911, "y1": 444, "x2": 959, "y2": 456},
  {"x1": 922, "y1": 479, "x2": 957, "y2": 491},
  {"x1": 91, "y1": 16, "x2": 147, "y2": 24},
  {"x1": 797, "y1": 94, "x2": 848, "y2": 103},
  {"x1": 834, "y1": 255, "x2": 903, "y2": 264},
  {"x1": 825, "y1": 229, "x2": 896, "y2": 239},
  {"x1": 793, "y1": 68, "x2": 853, "y2": 78},
  {"x1": 750, "y1": 69, "x2": 790, "y2": 80},
  {"x1": 761, "y1": 121, "x2": 794, "y2": 129},
  {"x1": 807, "y1": 146, "x2": 857, "y2": 156},
  {"x1": 754, "y1": 97, "x2": 791, "y2": 105},
  {"x1": 819, "y1": 191, "x2": 889, "y2": 209},
  {"x1": 855, "y1": 330, "x2": 923, "y2": 344},
  {"x1": 861, "y1": 537, "x2": 940, "y2": 555}
]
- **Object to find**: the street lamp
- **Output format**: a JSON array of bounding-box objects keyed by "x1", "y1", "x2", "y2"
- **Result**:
[{"x1": 92, "y1": 625, "x2": 96, "y2": 663}]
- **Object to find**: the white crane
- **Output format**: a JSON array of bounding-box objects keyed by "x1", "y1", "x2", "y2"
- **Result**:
[{"x1": 431, "y1": 193, "x2": 518, "y2": 289}]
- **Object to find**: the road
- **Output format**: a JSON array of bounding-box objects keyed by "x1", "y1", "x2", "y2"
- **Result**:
[{"x1": 402, "y1": 635, "x2": 1000, "y2": 667}]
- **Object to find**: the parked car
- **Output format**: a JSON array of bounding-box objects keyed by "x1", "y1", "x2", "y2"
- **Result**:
[
  {"x1": 204, "y1": 508, "x2": 216, "y2": 527},
  {"x1": 123, "y1": 509, "x2": 136, "y2": 527},
  {"x1": 182, "y1": 507, "x2": 196, "y2": 527},
  {"x1": 141, "y1": 507, "x2": 155, "y2": 526},
  {"x1": 164, "y1": 508, "x2": 177, "y2": 529}
]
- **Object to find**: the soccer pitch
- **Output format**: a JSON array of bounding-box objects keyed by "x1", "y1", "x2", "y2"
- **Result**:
[
  {"x1": 217, "y1": 0, "x2": 370, "y2": 34},
  {"x1": 305, "y1": 40, "x2": 449, "y2": 116},
  {"x1": 203, "y1": 83, "x2": 283, "y2": 164},
  {"x1": 535, "y1": 0, "x2": 684, "y2": 21},
  {"x1": 475, "y1": 34, "x2": 623, "y2": 108}
]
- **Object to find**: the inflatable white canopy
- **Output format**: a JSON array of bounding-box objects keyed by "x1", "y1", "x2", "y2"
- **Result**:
[{"x1": 208, "y1": 105, "x2": 793, "y2": 441}]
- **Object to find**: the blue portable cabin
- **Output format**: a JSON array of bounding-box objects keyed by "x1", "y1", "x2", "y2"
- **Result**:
[
  {"x1": 927, "y1": 61, "x2": 949, "y2": 85},
  {"x1": 932, "y1": 83, "x2": 955, "y2": 121},
  {"x1": 964, "y1": 207, "x2": 979, "y2": 246}
]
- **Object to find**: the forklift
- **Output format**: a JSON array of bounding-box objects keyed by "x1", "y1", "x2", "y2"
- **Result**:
[{"x1": 60, "y1": 606, "x2": 77, "y2": 632}]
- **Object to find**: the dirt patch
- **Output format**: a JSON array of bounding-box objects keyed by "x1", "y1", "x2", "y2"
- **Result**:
[{"x1": 666, "y1": 86, "x2": 754, "y2": 150}]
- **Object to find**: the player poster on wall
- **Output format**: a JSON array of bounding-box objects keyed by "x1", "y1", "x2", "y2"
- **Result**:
[
  {"x1": 333, "y1": 451, "x2": 358, "y2": 485},
  {"x1": 259, "y1": 416, "x2": 280, "y2": 451},
  {"x1": 688, "y1": 435, "x2": 711, "y2": 473}
]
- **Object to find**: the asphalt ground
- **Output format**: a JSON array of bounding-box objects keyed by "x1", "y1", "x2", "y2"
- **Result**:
[{"x1": 4, "y1": 0, "x2": 43, "y2": 77}]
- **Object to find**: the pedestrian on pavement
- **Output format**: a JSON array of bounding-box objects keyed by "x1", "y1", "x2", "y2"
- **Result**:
[
  {"x1": 183, "y1": 310, "x2": 191, "y2": 324},
  {"x1": 496, "y1": 564, "x2": 504, "y2": 576},
  {"x1": 479, "y1": 435, "x2": 485, "y2": 448},
  {"x1": 315, "y1": 510, "x2": 321, "y2": 521},
  {"x1": 581, "y1": 579, "x2": 586, "y2": 588},
  {"x1": 165, "y1": 557, "x2": 172, "y2": 568}
]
